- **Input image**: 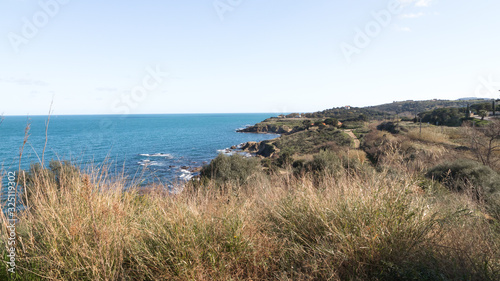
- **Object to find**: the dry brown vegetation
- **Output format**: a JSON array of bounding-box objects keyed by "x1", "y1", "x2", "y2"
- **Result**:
[
  {"x1": 1, "y1": 162, "x2": 499, "y2": 280},
  {"x1": 1, "y1": 121, "x2": 500, "y2": 280},
  {"x1": 407, "y1": 127, "x2": 450, "y2": 144}
]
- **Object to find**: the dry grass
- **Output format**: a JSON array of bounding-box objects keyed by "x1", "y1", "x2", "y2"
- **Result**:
[
  {"x1": 407, "y1": 127, "x2": 450, "y2": 144},
  {"x1": 364, "y1": 128, "x2": 453, "y2": 174},
  {"x1": 1, "y1": 162, "x2": 499, "y2": 280}
]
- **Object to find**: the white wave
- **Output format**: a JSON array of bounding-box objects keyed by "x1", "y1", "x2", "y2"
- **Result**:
[
  {"x1": 139, "y1": 153, "x2": 173, "y2": 158},
  {"x1": 217, "y1": 148, "x2": 233, "y2": 155},
  {"x1": 138, "y1": 160, "x2": 165, "y2": 166},
  {"x1": 236, "y1": 124, "x2": 254, "y2": 131},
  {"x1": 216, "y1": 148, "x2": 252, "y2": 158},
  {"x1": 179, "y1": 169, "x2": 193, "y2": 180},
  {"x1": 239, "y1": 152, "x2": 252, "y2": 158}
]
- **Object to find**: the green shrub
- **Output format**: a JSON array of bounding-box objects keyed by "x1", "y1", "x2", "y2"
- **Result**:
[
  {"x1": 377, "y1": 121, "x2": 404, "y2": 134},
  {"x1": 277, "y1": 148, "x2": 294, "y2": 168},
  {"x1": 201, "y1": 154, "x2": 262, "y2": 185},
  {"x1": 274, "y1": 127, "x2": 352, "y2": 155},
  {"x1": 261, "y1": 158, "x2": 280, "y2": 175},
  {"x1": 357, "y1": 113, "x2": 369, "y2": 121},
  {"x1": 292, "y1": 159, "x2": 307, "y2": 175},
  {"x1": 308, "y1": 150, "x2": 341, "y2": 175},
  {"x1": 324, "y1": 118, "x2": 339, "y2": 127},
  {"x1": 341, "y1": 121, "x2": 364, "y2": 129},
  {"x1": 419, "y1": 107, "x2": 463, "y2": 127},
  {"x1": 302, "y1": 120, "x2": 313, "y2": 128},
  {"x1": 426, "y1": 159, "x2": 500, "y2": 195}
]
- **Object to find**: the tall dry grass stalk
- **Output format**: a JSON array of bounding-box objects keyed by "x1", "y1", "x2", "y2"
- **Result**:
[
  {"x1": 407, "y1": 127, "x2": 450, "y2": 144},
  {"x1": 0, "y1": 162, "x2": 499, "y2": 280}
]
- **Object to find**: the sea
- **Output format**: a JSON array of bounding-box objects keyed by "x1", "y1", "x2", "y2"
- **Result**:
[{"x1": 0, "y1": 114, "x2": 279, "y2": 189}]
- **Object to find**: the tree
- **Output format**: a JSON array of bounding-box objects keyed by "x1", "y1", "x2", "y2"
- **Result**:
[
  {"x1": 302, "y1": 120, "x2": 313, "y2": 128},
  {"x1": 324, "y1": 118, "x2": 339, "y2": 127},
  {"x1": 419, "y1": 108, "x2": 462, "y2": 127},
  {"x1": 463, "y1": 120, "x2": 500, "y2": 169},
  {"x1": 479, "y1": 110, "x2": 488, "y2": 120},
  {"x1": 471, "y1": 102, "x2": 492, "y2": 112},
  {"x1": 358, "y1": 114, "x2": 369, "y2": 122},
  {"x1": 313, "y1": 120, "x2": 326, "y2": 129}
]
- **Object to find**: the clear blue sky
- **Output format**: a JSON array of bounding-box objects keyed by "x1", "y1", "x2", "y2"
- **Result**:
[{"x1": 1, "y1": 0, "x2": 499, "y2": 115}]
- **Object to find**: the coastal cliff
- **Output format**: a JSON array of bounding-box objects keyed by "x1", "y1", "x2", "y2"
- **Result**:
[
  {"x1": 237, "y1": 124, "x2": 293, "y2": 134},
  {"x1": 239, "y1": 140, "x2": 278, "y2": 158}
]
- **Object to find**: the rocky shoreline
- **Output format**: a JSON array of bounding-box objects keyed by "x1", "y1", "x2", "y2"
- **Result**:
[
  {"x1": 237, "y1": 124, "x2": 292, "y2": 134},
  {"x1": 218, "y1": 139, "x2": 280, "y2": 159},
  {"x1": 188, "y1": 125, "x2": 282, "y2": 180},
  {"x1": 238, "y1": 140, "x2": 279, "y2": 157}
]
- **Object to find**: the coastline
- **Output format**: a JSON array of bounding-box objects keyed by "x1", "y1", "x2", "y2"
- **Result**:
[
  {"x1": 189, "y1": 128, "x2": 281, "y2": 179},
  {"x1": 174, "y1": 125, "x2": 281, "y2": 182}
]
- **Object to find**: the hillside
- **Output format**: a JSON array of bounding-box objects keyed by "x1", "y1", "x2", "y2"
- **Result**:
[
  {"x1": 4, "y1": 104, "x2": 500, "y2": 280},
  {"x1": 368, "y1": 99, "x2": 491, "y2": 116}
]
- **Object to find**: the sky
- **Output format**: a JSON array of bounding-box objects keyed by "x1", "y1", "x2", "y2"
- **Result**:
[{"x1": 0, "y1": 0, "x2": 499, "y2": 115}]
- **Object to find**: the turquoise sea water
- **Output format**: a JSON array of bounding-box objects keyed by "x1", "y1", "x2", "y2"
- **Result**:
[{"x1": 0, "y1": 114, "x2": 279, "y2": 187}]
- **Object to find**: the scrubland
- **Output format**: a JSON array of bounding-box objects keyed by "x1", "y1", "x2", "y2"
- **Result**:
[{"x1": 1, "y1": 120, "x2": 500, "y2": 280}]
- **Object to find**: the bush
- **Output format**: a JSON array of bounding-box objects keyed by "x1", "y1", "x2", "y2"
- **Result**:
[
  {"x1": 362, "y1": 130, "x2": 401, "y2": 165},
  {"x1": 357, "y1": 113, "x2": 369, "y2": 121},
  {"x1": 377, "y1": 122, "x2": 403, "y2": 134},
  {"x1": 313, "y1": 120, "x2": 323, "y2": 126},
  {"x1": 308, "y1": 150, "x2": 342, "y2": 175},
  {"x1": 302, "y1": 120, "x2": 313, "y2": 128},
  {"x1": 277, "y1": 148, "x2": 294, "y2": 168},
  {"x1": 419, "y1": 108, "x2": 463, "y2": 127},
  {"x1": 274, "y1": 128, "x2": 352, "y2": 155},
  {"x1": 341, "y1": 121, "x2": 364, "y2": 129},
  {"x1": 292, "y1": 159, "x2": 307, "y2": 175},
  {"x1": 324, "y1": 118, "x2": 339, "y2": 127},
  {"x1": 426, "y1": 159, "x2": 500, "y2": 195},
  {"x1": 200, "y1": 154, "x2": 262, "y2": 185}
]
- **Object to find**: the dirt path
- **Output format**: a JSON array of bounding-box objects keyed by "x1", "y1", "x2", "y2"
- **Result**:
[{"x1": 344, "y1": 130, "x2": 360, "y2": 149}]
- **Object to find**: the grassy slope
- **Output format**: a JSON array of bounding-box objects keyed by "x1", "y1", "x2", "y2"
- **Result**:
[
  {"x1": 2, "y1": 120, "x2": 500, "y2": 280},
  {"x1": 2, "y1": 161, "x2": 500, "y2": 280}
]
